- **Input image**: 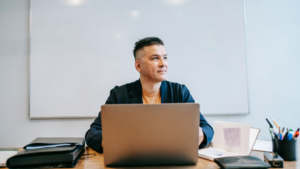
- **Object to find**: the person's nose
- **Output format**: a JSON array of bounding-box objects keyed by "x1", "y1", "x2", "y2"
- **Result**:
[{"x1": 158, "y1": 57, "x2": 167, "y2": 68}]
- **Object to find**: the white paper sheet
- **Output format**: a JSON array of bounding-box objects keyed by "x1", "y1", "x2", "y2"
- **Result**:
[
  {"x1": 198, "y1": 147, "x2": 240, "y2": 161},
  {"x1": 0, "y1": 150, "x2": 18, "y2": 167},
  {"x1": 203, "y1": 147, "x2": 238, "y2": 157},
  {"x1": 213, "y1": 121, "x2": 250, "y2": 155},
  {"x1": 224, "y1": 128, "x2": 241, "y2": 146},
  {"x1": 252, "y1": 140, "x2": 272, "y2": 152}
]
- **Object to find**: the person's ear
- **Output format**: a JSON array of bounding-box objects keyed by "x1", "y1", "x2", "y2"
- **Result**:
[{"x1": 135, "y1": 60, "x2": 142, "y2": 73}]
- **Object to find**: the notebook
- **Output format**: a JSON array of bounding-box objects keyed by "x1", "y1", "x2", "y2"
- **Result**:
[{"x1": 198, "y1": 121, "x2": 260, "y2": 161}]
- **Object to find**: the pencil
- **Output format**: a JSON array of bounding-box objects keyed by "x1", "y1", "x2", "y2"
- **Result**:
[
  {"x1": 278, "y1": 126, "x2": 281, "y2": 139},
  {"x1": 272, "y1": 118, "x2": 280, "y2": 129}
]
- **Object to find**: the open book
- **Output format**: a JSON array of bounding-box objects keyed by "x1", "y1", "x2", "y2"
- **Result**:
[{"x1": 198, "y1": 121, "x2": 260, "y2": 161}]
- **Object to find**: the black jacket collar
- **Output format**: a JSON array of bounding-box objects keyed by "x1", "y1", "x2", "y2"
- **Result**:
[{"x1": 129, "y1": 79, "x2": 171, "y2": 104}]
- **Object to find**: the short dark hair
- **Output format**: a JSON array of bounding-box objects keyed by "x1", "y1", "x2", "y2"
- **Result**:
[{"x1": 133, "y1": 37, "x2": 164, "y2": 60}]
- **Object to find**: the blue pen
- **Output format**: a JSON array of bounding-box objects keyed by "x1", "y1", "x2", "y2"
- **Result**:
[
  {"x1": 287, "y1": 132, "x2": 294, "y2": 140},
  {"x1": 277, "y1": 133, "x2": 283, "y2": 140}
]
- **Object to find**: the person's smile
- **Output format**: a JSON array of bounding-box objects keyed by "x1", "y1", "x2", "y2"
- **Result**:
[{"x1": 157, "y1": 69, "x2": 167, "y2": 74}]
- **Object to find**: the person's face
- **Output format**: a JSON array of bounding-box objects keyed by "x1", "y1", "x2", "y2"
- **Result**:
[{"x1": 135, "y1": 45, "x2": 168, "y2": 82}]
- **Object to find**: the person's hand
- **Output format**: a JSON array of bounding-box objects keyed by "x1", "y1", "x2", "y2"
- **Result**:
[{"x1": 198, "y1": 127, "x2": 204, "y2": 146}]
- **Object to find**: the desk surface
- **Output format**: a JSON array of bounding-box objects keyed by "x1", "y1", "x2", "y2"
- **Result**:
[{"x1": 2, "y1": 144, "x2": 299, "y2": 169}]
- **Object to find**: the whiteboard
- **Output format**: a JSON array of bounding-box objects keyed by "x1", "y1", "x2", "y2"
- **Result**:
[{"x1": 30, "y1": 0, "x2": 249, "y2": 119}]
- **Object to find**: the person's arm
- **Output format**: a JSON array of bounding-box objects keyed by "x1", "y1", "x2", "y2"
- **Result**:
[
  {"x1": 85, "y1": 88, "x2": 118, "y2": 153},
  {"x1": 198, "y1": 112, "x2": 213, "y2": 148},
  {"x1": 180, "y1": 85, "x2": 214, "y2": 149},
  {"x1": 85, "y1": 111, "x2": 104, "y2": 153}
]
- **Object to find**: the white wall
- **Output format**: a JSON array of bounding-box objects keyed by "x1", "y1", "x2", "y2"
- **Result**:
[
  {"x1": 0, "y1": 0, "x2": 93, "y2": 147},
  {"x1": 0, "y1": 0, "x2": 299, "y2": 147},
  {"x1": 205, "y1": 0, "x2": 300, "y2": 140}
]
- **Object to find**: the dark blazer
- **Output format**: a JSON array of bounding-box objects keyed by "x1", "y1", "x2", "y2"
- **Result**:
[{"x1": 85, "y1": 79, "x2": 214, "y2": 153}]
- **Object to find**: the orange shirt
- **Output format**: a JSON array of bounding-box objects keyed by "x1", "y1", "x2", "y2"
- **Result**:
[{"x1": 142, "y1": 89, "x2": 161, "y2": 104}]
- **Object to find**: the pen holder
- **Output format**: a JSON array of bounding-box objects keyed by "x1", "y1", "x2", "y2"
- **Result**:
[{"x1": 272, "y1": 138, "x2": 297, "y2": 161}]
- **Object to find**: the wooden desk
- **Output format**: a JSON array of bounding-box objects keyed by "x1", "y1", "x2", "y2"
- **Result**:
[
  {"x1": 2, "y1": 144, "x2": 299, "y2": 169},
  {"x1": 76, "y1": 147, "x2": 219, "y2": 169}
]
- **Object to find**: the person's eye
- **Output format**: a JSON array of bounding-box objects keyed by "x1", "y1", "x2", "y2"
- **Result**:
[
  {"x1": 164, "y1": 57, "x2": 168, "y2": 60},
  {"x1": 152, "y1": 57, "x2": 158, "y2": 60}
]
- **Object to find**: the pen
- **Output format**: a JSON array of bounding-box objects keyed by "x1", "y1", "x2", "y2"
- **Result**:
[
  {"x1": 282, "y1": 127, "x2": 285, "y2": 139},
  {"x1": 266, "y1": 118, "x2": 273, "y2": 128},
  {"x1": 283, "y1": 128, "x2": 289, "y2": 140},
  {"x1": 269, "y1": 127, "x2": 275, "y2": 139},
  {"x1": 287, "y1": 132, "x2": 294, "y2": 140},
  {"x1": 272, "y1": 118, "x2": 280, "y2": 129},
  {"x1": 280, "y1": 126, "x2": 283, "y2": 140},
  {"x1": 293, "y1": 128, "x2": 299, "y2": 140},
  {"x1": 266, "y1": 118, "x2": 277, "y2": 135},
  {"x1": 278, "y1": 126, "x2": 281, "y2": 139}
]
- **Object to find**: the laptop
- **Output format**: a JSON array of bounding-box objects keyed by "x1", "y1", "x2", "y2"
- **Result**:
[{"x1": 101, "y1": 103, "x2": 200, "y2": 166}]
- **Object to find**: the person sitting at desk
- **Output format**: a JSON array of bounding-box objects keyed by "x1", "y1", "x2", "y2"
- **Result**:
[{"x1": 85, "y1": 37, "x2": 214, "y2": 153}]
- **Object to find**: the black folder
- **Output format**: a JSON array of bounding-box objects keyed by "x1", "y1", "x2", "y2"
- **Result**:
[
  {"x1": 214, "y1": 156, "x2": 271, "y2": 169},
  {"x1": 23, "y1": 137, "x2": 84, "y2": 149},
  {"x1": 7, "y1": 138, "x2": 85, "y2": 168}
]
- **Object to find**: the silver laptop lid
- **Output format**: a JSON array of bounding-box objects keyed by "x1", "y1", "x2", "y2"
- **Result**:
[{"x1": 101, "y1": 103, "x2": 200, "y2": 166}]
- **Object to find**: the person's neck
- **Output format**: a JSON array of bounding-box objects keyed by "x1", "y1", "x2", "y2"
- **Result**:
[{"x1": 140, "y1": 76, "x2": 161, "y2": 93}]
